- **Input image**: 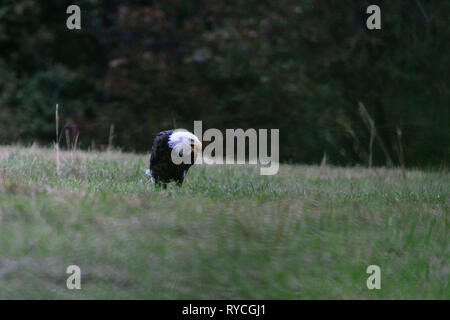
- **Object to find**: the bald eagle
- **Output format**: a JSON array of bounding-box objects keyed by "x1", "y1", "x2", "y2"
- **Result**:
[{"x1": 146, "y1": 129, "x2": 202, "y2": 187}]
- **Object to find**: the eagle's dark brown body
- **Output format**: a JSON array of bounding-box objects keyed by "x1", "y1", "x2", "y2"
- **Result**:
[{"x1": 149, "y1": 130, "x2": 194, "y2": 187}]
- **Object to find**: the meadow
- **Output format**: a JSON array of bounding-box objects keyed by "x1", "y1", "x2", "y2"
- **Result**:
[{"x1": 0, "y1": 145, "x2": 448, "y2": 299}]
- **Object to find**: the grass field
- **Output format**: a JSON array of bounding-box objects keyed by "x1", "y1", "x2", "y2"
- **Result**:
[{"x1": 0, "y1": 145, "x2": 448, "y2": 299}]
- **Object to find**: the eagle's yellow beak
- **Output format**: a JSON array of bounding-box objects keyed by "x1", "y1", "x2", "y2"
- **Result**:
[{"x1": 191, "y1": 141, "x2": 202, "y2": 153}]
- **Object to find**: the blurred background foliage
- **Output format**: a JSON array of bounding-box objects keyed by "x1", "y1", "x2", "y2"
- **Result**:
[{"x1": 0, "y1": 0, "x2": 448, "y2": 167}]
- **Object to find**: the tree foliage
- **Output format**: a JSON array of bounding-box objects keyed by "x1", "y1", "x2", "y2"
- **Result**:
[{"x1": 0, "y1": 0, "x2": 448, "y2": 166}]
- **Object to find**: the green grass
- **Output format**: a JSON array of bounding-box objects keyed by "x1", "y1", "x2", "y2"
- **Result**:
[{"x1": 0, "y1": 145, "x2": 448, "y2": 299}]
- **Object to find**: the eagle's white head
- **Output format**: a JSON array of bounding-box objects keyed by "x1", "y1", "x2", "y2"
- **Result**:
[{"x1": 168, "y1": 129, "x2": 202, "y2": 156}]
